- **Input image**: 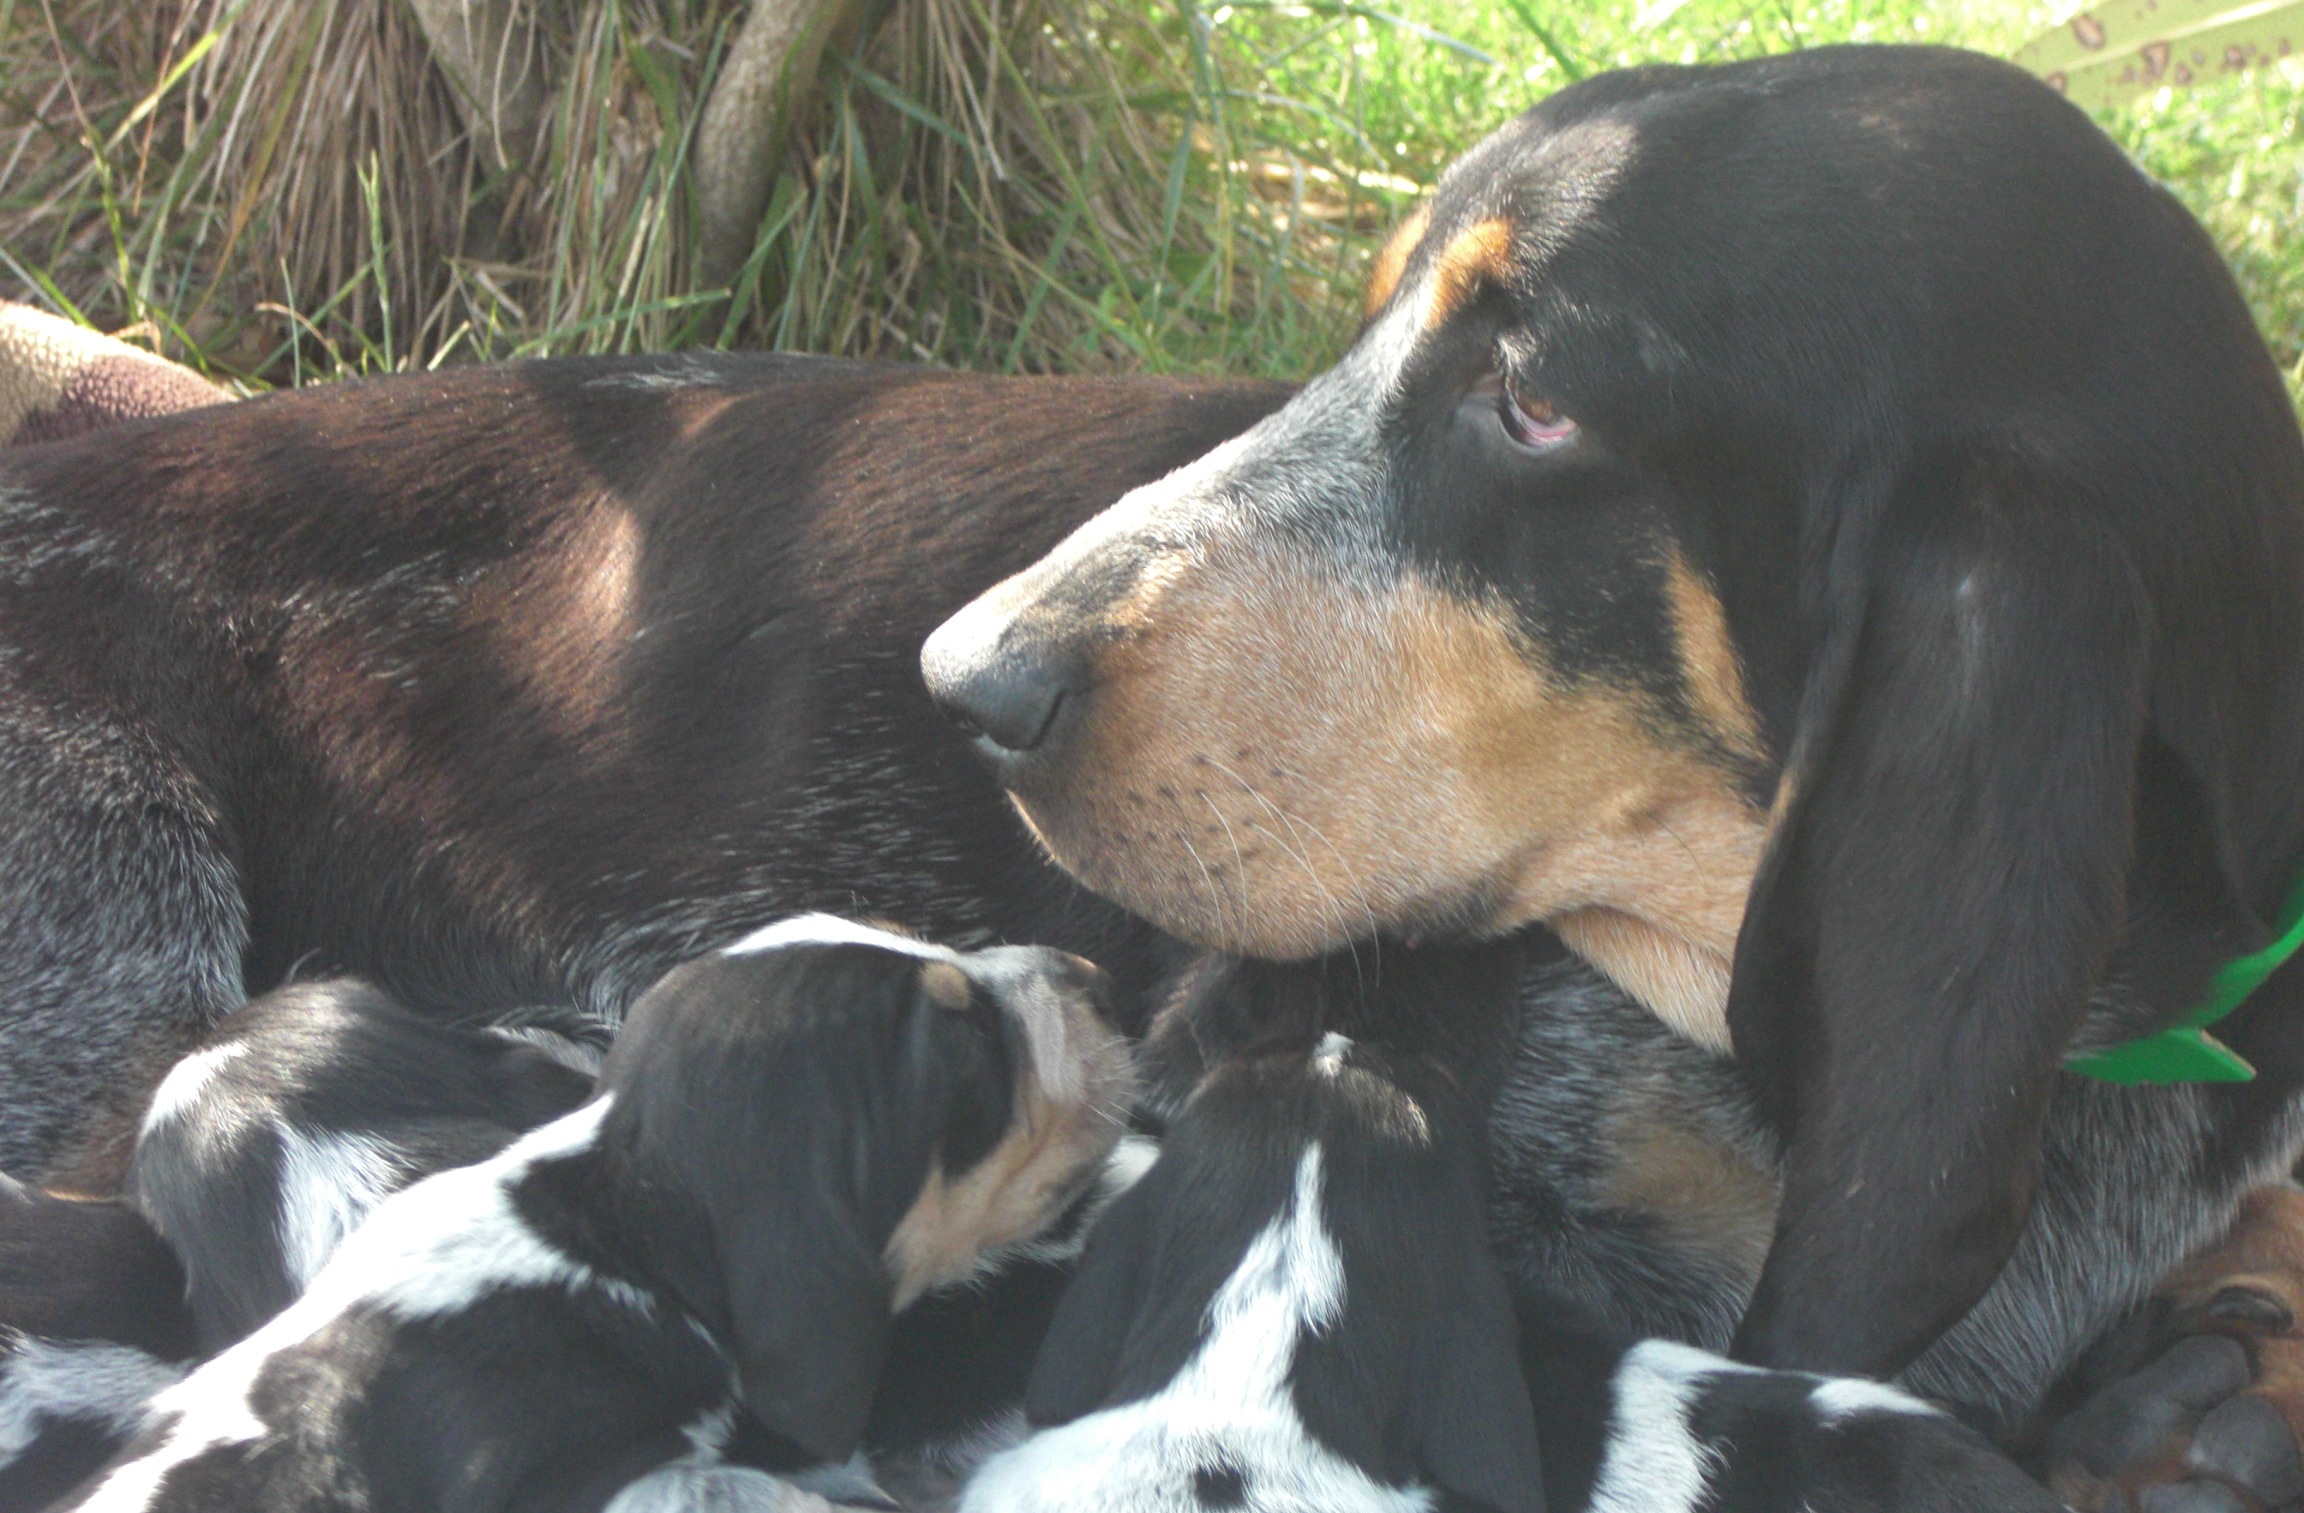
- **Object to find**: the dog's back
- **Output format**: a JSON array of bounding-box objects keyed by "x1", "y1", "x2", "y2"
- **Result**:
[{"x1": 0, "y1": 356, "x2": 1289, "y2": 1182}]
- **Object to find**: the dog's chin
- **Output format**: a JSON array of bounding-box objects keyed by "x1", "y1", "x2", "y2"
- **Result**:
[{"x1": 1009, "y1": 792, "x2": 1509, "y2": 959}]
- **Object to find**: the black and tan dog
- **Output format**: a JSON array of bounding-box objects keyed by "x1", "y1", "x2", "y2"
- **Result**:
[
  {"x1": 922, "y1": 40, "x2": 2304, "y2": 1398},
  {"x1": 0, "y1": 41, "x2": 2298, "y2": 1504}
]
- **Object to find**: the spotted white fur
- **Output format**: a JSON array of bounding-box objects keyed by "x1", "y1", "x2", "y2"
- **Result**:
[
  {"x1": 1585, "y1": 1341, "x2": 1734, "y2": 1513},
  {"x1": 138, "y1": 1042, "x2": 249, "y2": 1136},
  {"x1": 78, "y1": 1098, "x2": 633, "y2": 1512},
  {"x1": 601, "y1": 1464, "x2": 834, "y2": 1513},
  {"x1": 272, "y1": 1124, "x2": 405, "y2": 1291},
  {"x1": 1585, "y1": 1339, "x2": 1954, "y2": 1513},
  {"x1": 724, "y1": 914, "x2": 956, "y2": 963},
  {"x1": 1808, "y1": 1376, "x2": 1940, "y2": 1425},
  {"x1": 0, "y1": 1336, "x2": 184, "y2": 1463},
  {"x1": 960, "y1": 1145, "x2": 1435, "y2": 1513}
]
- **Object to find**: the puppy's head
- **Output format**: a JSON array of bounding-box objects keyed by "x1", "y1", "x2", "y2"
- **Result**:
[
  {"x1": 603, "y1": 915, "x2": 1133, "y2": 1467},
  {"x1": 965, "y1": 1037, "x2": 1543, "y2": 1513}
]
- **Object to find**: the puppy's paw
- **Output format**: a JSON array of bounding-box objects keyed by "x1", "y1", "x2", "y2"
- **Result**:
[{"x1": 2047, "y1": 1188, "x2": 2304, "y2": 1513}]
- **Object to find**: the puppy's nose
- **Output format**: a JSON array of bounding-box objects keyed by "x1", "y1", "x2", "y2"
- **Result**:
[{"x1": 921, "y1": 621, "x2": 1089, "y2": 757}]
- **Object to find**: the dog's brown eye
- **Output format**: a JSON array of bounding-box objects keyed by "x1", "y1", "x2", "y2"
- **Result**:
[{"x1": 1500, "y1": 381, "x2": 1577, "y2": 449}]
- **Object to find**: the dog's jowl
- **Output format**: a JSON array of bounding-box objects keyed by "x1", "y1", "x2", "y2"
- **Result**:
[{"x1": 924, "y1": 45, "x2": 2304, "y2": 1382}]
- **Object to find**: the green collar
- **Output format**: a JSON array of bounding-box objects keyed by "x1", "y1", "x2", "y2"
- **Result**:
[{"x1": 2064, "y1": 870, "x2": 2304, "y2": 1086}]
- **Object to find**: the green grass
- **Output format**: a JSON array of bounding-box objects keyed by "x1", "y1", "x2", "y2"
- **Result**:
[{"x1": 3, "y1": 0, "x2": 2302, "y2": 397}]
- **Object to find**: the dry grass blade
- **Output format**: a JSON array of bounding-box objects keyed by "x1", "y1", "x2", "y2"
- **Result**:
[
  {"x1": 0, "y1": 0, "x2": 1424, "y2": 382},
  {"x1": 5, "y1": 0, "x2": 2293, "y2": 403}
]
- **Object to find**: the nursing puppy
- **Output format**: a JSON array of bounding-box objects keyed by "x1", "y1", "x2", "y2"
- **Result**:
[
  {"x1": 67, "y1": 918, "x2": 1133, "y2": 1513},
  {"x1": 0, "y1": 1181, "x2": 194, "y2": 1510},
  {"x1": 971, "y1": 1025, "x2": 2061, "y2": 1513},
  {"x1": 1521, "y1": 1324, "x2": 2065, "y2": 1513},
  {"x1": 4, "y1": 986, "x2": 607, "y2": 1507},
  {"x1": 128, "y1": 980, "x2": 603, "y2": 1351},
  {"x1": 966, "y1": 1034, "x2": 1545, "y2": 1513}
]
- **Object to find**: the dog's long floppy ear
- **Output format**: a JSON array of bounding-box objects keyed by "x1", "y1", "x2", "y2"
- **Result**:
[
  {"x1": 1023, "y1": 1169, "x2": 1162, "y2": 1426},
  {"x1": 1726, "y1": 452, "x2": 2156, "y2": 1377},
  {"x1": 606, "y1": 952, "x2": 929, "y2": 1467},
  {"x1": 622, "y1": 1081, "x2": 896, "y2": 1464},
  {"x1": 716, "y1": 1181, "x2": 895, "y2": 1465}
]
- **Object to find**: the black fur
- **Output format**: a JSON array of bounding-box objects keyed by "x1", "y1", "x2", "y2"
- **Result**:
[
  {"x1": 0, "y1": 1181, "x2": 193, "y2": 1510},
  {"x1": 0, "y1": 359, "x2": 1284, "y2": 1182},
  {"x1": 917, "y1": 45, "x2": 2304, "y2": 1390},
  {"x1": 128, "y1": 980, "x2": 601, "y2": 1351},
  {"x1": 66, "y1": 928, "x2": 1120, "y2": 1512},
  {"x1": 1, "y1": 52, "x2": 2297, "y2": 1450},
  {"x1": 989, "y1": 1036, "x2": 1546, "y2": 1513}
]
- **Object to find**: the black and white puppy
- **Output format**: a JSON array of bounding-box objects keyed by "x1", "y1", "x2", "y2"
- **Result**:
[
  {"x1": 1517, "y1": 1311, "x2": 2067, "y2": 1513},
  {"x1": 0, "y1": 1179, "x2": 195, "y2": 1511},
  {"x1": 967, "y1": 1022, "x2": 2066, "y2": 1513},
  {"x1": 965, "y1": 1033, "x2": 1545, "y2": 1513},
  {"x1": 128, "y1": 980, "x2": 604, "y2": 1352},
  {"x1": 69, "y1": 916, "x2": 1134, "y2": 1513},
  {"x1": 4, "y1": 987, "x2": 601, "y2": 1506}
]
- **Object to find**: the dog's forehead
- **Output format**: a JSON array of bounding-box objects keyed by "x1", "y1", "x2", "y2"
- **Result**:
[{"x1": 1354, "y1": 105, "x2": 1642, "y2": 338}]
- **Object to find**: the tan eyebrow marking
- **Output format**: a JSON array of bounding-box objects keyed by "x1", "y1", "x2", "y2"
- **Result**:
[
  {"x1": 919, "y1": 961, "x2": 973, "y2": 1010},
  {"x1": 1362, "y1": 203, "x2": 1432, "y2": 321},
  {"x1": 1424, "y1": 217, "x2": 1518, "y2": 330}
]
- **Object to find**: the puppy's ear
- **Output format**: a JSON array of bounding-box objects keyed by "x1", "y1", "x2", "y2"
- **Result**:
[
  {"x1": 1728, "y1": 453, "x2": 2166, "y2": 1376},
  {"x1": 1410, "y1": 1254, "x2": 1548, "y2": 1513},
  {"x1": 717, "y1": 1197, "x2": 893, "y2": 1466},
  {"x1": 607, "y1": 950, "x2": 935, "y2": 1467},
  {"x1": 1023, "y1": 1171, "x2": 1162, "y2": 1426}
]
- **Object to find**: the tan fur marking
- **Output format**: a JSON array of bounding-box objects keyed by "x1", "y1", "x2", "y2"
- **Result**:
[
  {"x1": 1595, "y1": 1104, "x2": 1778, "y2": 1288},
  {"x1": 882, "y1": 972, "x2": 1131, "y2": 1307},
  {"x1": 1363, "y1": 204, "x2": 1432, "y2": 321},
  {"x1": 1665, "y1": 551, "x2": 1766, "y2": 768},
  {"x1": 2050, "y1": 1186, "x2": 2304, "y2": 1510},
  {"x1": 918, "y1": 961, "x2": 972, "y2": 1010},
  {"x1": 1555, "y1": 909, "x2": 1736, "y2": 1052},
  {"x1": 1424, "y1": 218, "x2": 1517, "y2": 330},
  {"x1": 883, "y1": 1080, "x2": 1103, "y2": 1309},
  {"x1": 999, "y1": 546, "x2": 1768, "y2": 1048}
]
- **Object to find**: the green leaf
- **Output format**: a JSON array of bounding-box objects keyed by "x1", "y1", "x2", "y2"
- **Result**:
[{"x1": 2012, "y1": 0, "x2": 2304, "y2": 108}]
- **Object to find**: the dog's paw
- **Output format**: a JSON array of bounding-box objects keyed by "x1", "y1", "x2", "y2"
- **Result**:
[{"x1": 2047, "y1": 1188, "x2": 2304, "y2": 1513}]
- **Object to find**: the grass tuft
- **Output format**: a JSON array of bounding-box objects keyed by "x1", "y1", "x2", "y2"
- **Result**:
[{"x1": 2, "y1": 1, "x2": 2302, "y2": 399}]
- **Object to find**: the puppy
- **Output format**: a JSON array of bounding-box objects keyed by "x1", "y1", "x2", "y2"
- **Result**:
[
  {"x1": 0, "y1": 1180, "x2": 195, "y2": 1511},
  {"x1": 128, "y1": 980, "x2": 604, "y2": 1351},
  {"x1": 964, "y1": 1033, "x2": 1544, "y2": 1513},
  {"x1": 1521, "y1": 1321, "x2": 2067, "y2": 1513},
  {"x1": 973, "y1": 1022, "x2": 2071, "y2": 1513},
  {"x1": 68, "y1": 917, "x2": 1132, "y2": 1513}
]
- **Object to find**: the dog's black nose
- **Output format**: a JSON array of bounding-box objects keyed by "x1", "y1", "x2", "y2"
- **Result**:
[{"x1": 923, "y1": 636, "x2": 1088, "y2": 756}]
